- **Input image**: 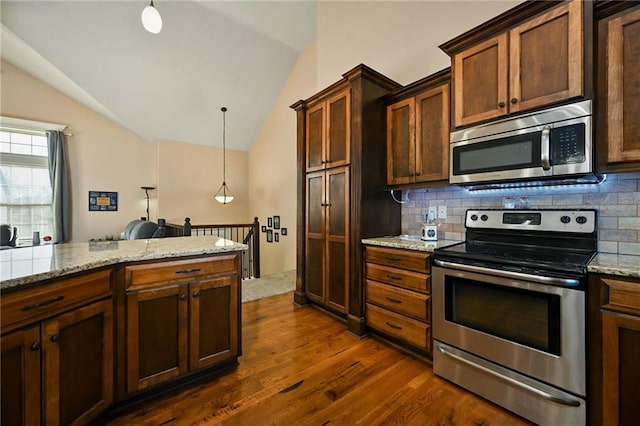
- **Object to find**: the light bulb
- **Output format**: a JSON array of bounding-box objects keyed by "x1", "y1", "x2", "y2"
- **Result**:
[{"x1": 141, "y1": 2, "x2": 162, "y2": 34}]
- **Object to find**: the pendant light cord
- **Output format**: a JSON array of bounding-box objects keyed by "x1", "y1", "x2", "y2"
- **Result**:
[{"x1": 222, "y1": 106, "x2": 227, "y2": 186}]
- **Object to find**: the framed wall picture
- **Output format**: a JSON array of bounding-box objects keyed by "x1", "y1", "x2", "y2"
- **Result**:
[
  {"x1": 261, "y1": 226, "x2": 267, "y2": 232},
  {"x1": 266, "y1": 229, "x2": 273, "y2": 243},
  {"x1": 267, "y1": 217, "x2": 273, "y2": 228},
  {"x1": 89, "y1": 191, "x2": 118, "y2": 211},
  {"x1": 273, "y1": 215, "x2": 280, "y2": 229},
  {"x1": 281, "y1": 228, "x2": 287, "y2": 236},
  {"x1": 274, "y1": 232, "x2": 279, "y2": 242}
]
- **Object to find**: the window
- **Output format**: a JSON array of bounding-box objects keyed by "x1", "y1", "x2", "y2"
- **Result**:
[{"x1": 0, "y1": 129, "x2": 53, "y2": 244}]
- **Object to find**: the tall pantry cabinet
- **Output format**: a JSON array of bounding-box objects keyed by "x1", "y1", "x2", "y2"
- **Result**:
[{"x1": 291, "y1": 64, "x2": 402, "y2": 335}]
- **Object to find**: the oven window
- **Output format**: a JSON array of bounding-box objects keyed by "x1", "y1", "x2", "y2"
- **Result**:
[
  {"x1": 444, "y1": 277, "x2": 561, "y2": 355},
  {"x1": 453, "y1": 132, "x2": 541, "y2": 175}
]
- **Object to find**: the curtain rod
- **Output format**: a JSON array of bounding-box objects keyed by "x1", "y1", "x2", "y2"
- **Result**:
[{"x1": 0, "y1": 125, "x2": 73, "y2": 137}]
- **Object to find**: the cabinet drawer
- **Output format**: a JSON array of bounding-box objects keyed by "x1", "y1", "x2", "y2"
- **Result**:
[
  {"x1": 601, "y1": 277, "x2": 640, "y2": 316},
  {"x1": 366, "y1": 303, "x2": 430, "y2": 351},
  {"x1": 366, "y1": 280, "x2": 430, "y2": 322},
  {"x1": 366, "y1": 246, "x2": 430, "y2": 273},
  {"x1": 125, "y1": 254, "x2": 238, "y2": 289},
  {"x1": 1, "y1": 269, "x2": 112, "y2": 332},
  {"x1": 366, "y1": 263, "x2": 430, "y2": 293}
]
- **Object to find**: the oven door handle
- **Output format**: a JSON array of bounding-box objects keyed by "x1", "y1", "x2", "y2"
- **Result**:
[
  {"x1": 435, "y1": 342, "x2": 582, "y2": 407},
  {"x1": 432, "y1": 259, "x2": 581, "y2": 287},
  {"x1": 541, "y1": 125, "x2": 552, "y2": 171}
]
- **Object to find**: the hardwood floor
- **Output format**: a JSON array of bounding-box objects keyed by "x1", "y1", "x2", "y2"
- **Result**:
[{"x1": 106, "y1": 292, "x2": 532, "y2": 425}]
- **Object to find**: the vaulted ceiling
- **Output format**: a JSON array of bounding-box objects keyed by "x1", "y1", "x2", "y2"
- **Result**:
[{"x1": 1, "y1": 1, "x2": 317, "y2": 150}]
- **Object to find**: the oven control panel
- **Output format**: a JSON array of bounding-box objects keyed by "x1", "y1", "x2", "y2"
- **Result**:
[{"x1": 465, "y1": 209, "x2": 596, "y2": 233}]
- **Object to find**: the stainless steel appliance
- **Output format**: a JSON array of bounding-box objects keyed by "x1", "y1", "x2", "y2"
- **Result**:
[
  {"x1": 432, "y1": 209, "x2": 597, "y2": 425},
  {"x1": 449, "y1": 100, "x2": 602, "y2": 189}
]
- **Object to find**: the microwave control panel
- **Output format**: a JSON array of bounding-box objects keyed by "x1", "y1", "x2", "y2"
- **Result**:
[{"x1": 551, "y1": 123, "x2": 585, "y2": 165}]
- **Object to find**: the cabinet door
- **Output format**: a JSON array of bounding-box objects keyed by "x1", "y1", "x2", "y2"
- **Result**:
[
  {"x1": 306, "y1": 171, "x2": 326, "y2": 303},
  {"x1": 306, "y1": 102, "x2": 325, "y2": 172},
  {"x1": 326, "y1": 89, "x2": 351, "y2": 169},
  {"x1": 325, "y1": 167, "x2": 350, "y2": 312},
  {"x1": 1, "y1": 326, "x2": 41, "y2": 426},
  {"x1": 453, "y1": 33, "x2": 508, "y2": 127},
  {"x1": 602, "y1": 311, "x2": 640, "y2": 426},
  {"x1": 189, "y1": 276, "x2": 239, "y2": 370},
  {"x1": 415, "y1": 83, "x2": 450, "y2": 182},
  {"x1": 42, "y1": 299, "x2": 113, "y2": 426},
  {"x1": 126, "y1": 285, "x2": 188, "y2": 393},
  {"x1": 605, "y1": 8, "x2": 640, "y2": 164},
  {"x1": 386, "y1": 98, "x2": 415, "y2": 185},
  {"x1": 509, "y1": 0, "x2": 583, "y2": 114}
]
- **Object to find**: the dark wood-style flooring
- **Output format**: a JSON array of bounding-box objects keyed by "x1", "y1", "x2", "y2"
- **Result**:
[{"x1": 106, "y1": 292, "x2": 532, "y2": 425}]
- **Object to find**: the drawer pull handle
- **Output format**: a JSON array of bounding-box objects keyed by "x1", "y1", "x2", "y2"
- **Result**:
[
  {"x1": 180, "y1": 294, "x2": 188, "y2": 301},
  {"x1": 176, "y1": 268, "x2": 201, "y2": 274},
  {"x1": 386, "y1": 296, "x2": 402, "y2": 304},
  {"x1": 386, "y1": 274, "x2": 402, "y2": 280},
  {"x1": 50, "y1": 334, "x2": 61, "y2": 343},
  {"x1": 30, "y1": 342, "x2": 41, "y2": 352},
  {"x1": 386, "y1": 321, "x2": 402, "y2": 330},
  {"x1": 385, "y1": 256, "x2": 402, "y2": 261},
  {"x1": 22, "y1": 295, "x2": 65, "y2": 311},
  {"x1": 192, "y1": 292, "x2": 200, "y2": 298}
]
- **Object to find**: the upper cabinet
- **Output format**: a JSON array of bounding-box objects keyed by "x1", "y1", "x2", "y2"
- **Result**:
[
  {"x1": 306, "y1": 89, "x2": 351, "y2": 172},
  {"x1": 595, "y1": 2, "x2": 640, "y2": 172},
  {"x1": 385, "y1": 69, "x2": 450, "y2": 186},
  {"x1": 441, "y1": 0, "x2": 589, "y2": 129}
]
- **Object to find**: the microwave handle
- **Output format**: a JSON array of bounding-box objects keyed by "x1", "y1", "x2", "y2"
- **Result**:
[{"x1": 541, "y1": 126, "x2": 551, "y2": 171}]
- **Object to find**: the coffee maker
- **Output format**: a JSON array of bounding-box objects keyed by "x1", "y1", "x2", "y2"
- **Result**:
[{"x1": 0, "y1": 224, "x2": 18, "y2": 247}]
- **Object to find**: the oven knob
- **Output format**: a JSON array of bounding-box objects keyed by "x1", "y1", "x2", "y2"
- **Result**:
[
  {"x1": 470, "y1": 214, "x2": 478, "y2": 221},
  {"x1": 561, "y1": 215, "x2": 571, "y2": 224},
  {"x1": 480, "y1": 214, "x2": 488, "y2": 222},
  {"x1": 576, "y1": 215, "x2": 587, "y2": 224}
]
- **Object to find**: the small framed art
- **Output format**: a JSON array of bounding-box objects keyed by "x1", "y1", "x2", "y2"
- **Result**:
[
  {"x1": 281, "y1": 228, "x2": 287, "y2": 236},
  {"x1": 266, "y1": 229, "x2": 273, "y2": 243},
  {"x1": 273, "y1": 215, "x2": 280, "y2": 229}
]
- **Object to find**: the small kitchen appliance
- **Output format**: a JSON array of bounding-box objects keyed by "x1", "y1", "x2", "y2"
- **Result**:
[
  {"x1": 0, "y1": 224, "x2": 18, "y2": 247},
  {"x1": 432, "y1": 208, "x2": 597, "y2": 425},
  {"x1": 421, "y1": 210, "x2": 437, "y2": 241}
]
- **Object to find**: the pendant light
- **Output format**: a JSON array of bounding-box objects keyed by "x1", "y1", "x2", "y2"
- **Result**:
[
  {"x1": 141, "y1": 0, "x2": 163, "y2": 34},
  {"x1": 215, "y1": 107, "x2": 234, "y2": 204}
]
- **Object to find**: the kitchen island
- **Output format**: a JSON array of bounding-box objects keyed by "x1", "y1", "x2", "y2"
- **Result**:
[{"x1": 0, "y1": 236, "x2": 246, "y2": 425}]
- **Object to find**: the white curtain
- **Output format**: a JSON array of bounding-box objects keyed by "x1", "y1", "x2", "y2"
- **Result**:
[{"x1": 47, "y1": 130, "x2": 71, "y2": 242}]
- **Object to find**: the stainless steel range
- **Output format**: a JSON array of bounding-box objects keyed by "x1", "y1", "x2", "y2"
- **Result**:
[{"x1": 432, "y1": 209, "x2": 597, "y2": 426}]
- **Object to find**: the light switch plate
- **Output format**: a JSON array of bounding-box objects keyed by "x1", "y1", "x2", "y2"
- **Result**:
[{"x1": 438, "y1": 205, "x2": 447, "y2": 219}]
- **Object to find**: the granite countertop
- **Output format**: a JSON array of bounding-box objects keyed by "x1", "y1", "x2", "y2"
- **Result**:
[
  {"x1": 587, "y1": 253, "x2": 640, "y2": 280},
  {"x1": 0, "y1": 236, "x2": 247, "y2": 291},
  {"x1": 361, "y1": 235, "x2": 461, "y2": 252}
]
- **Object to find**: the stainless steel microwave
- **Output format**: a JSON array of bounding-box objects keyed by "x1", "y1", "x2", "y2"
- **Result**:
[{"x1": 449, "y1": 100, "x2": 597, "y2": 188}]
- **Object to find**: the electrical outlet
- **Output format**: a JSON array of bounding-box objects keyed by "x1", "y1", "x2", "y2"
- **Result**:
[{"x1": 438, "y1": 205, "x2": 447, "y2": 219}]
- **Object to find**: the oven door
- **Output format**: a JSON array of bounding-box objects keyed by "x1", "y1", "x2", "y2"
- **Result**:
[{"x1": 432, "y1": 261, "x2": 586, "y2": 396}]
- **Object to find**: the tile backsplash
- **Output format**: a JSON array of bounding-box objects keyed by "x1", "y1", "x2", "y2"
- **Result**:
[{"x1": 401, "y1": 172, "x2": 640, "y2": 255}]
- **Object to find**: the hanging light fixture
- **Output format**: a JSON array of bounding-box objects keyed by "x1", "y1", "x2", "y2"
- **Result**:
[
  {"x1": 215, "y1": 107, "x2": 234, "y2": 204},
  {"x1": 141, "y1": 0, "x2": 163, "y2": 34}
]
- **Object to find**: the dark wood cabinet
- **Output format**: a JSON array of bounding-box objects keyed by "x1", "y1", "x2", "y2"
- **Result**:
[
  {"x1": 306, "y1": 89, "x2": 350, "y2": 172},
  {"x1": 589, "y1": 274, "x2": 640, "y2": 426},
  {"x1": 441, "y1": 0, "x2": 588, "y2": 128},
  {"x1": 385, "y1": 69, "x2": 450, "y2": 186},
  {"x1": 595, "y1": 3, "x2": 640, "y2": 172},
  {"x1": 364, "y1": 246, "x2": 432, "y2": 355},
  {"x1": 292, "y1": 64, "x2": 402, "y2": 335},
  {"x1": 43, "y1": 299, "x2": 114, "y2": 425},
  {"x1": 0, "y1": 269, "x2": 113, "y2": 426},
  {"x1": 305, "y1": 167, "x2": 350, "y2": 311},
  {"x1": 1, "y1": 326, "x2": 41, "y2": 426},
  {"x1": 123, "y1": 254, "x2": 240, "y2": 395}
]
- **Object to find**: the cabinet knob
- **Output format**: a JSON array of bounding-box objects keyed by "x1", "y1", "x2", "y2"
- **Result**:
[
  {"x1": 29, "y1": 342, "x2": 41, "y2": 351},
  {"x1": 510, "y1": 97, "x2": 518, "y2": 104},
  {"x1": 180, "y1": 294, "x2": 188, "y2": 301},
  {"x1": 50, "y1": 334, "x2": 61, "y2": 343},
  {"x1": 192, "y1": 292, "x2": 200, "y2": 299},
  {"x1": 498, "y1": 101, "x2": 506, "y2": 108}
]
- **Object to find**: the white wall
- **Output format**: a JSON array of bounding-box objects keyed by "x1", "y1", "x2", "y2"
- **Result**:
[{"x1": 248, "y1": 43, "x2": 318, "y2": 276}]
